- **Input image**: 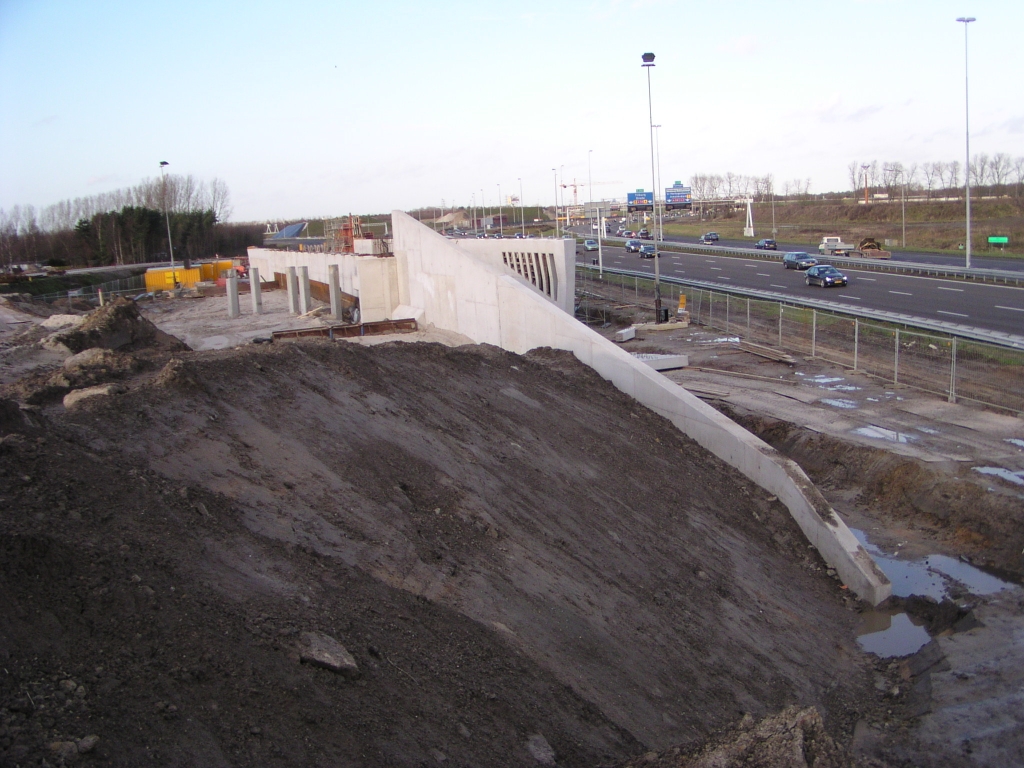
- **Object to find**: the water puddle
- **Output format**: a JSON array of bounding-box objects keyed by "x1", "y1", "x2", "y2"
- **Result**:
[
  {"x1": 972, "y1": 467, "x2": 1024, "y2": 486},
  {"x1": 821, "y1": 398, "x2": 858, "y2": 409},
  {"x1": 916, "y1": 426, "x2": 940, "y2": 435},
  {"x1": 1005, "y1": 438, "x2": 1024, "y2": 449},
  {"x1": 811, "y1": 376, "x2": 845, "y2": 384},
  {"x1": 827, "y1": 384, "x2": 862, "y2": 392},
  {"x1": 852, "y1": 426, "x2": 918, "y2": 444},
  {"x1": 703, "y1": 337, "x2": 740, "y2": 344},
  {"x1": 852, "y1": 528, "x2": 1016, "y2": 657}
]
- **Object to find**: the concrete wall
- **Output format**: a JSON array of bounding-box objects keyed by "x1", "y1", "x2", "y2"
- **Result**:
[
  {"x1": 391, "y1": 210, "x2": 891, "y2": 605},
  {"x1": 450, "y1": 237, "x2": 575, "y2": 314},
  {"x1": 247, "y1": 248, "x2": 362, "y2": 298},
  {"x1": 356, "y1": 257, "x2": 401, "y2": 323}
]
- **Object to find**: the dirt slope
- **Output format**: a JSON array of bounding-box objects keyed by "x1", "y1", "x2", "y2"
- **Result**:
[{"x1": 0, "y1": 339, "x2": 875, "y2": 766}]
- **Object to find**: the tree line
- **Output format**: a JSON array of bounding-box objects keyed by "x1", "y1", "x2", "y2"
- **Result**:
[
  {"x1": 848, "y1": 153, "x2": 1024, "y2": 199},
  {"x1": 0, "y1": 175, "x2": 262, "y2": 270}
]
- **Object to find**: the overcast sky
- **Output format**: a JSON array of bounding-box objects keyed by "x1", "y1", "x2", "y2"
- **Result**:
[{"x1": 1, "y1": 0, "x2": 1022, "y2": 223}]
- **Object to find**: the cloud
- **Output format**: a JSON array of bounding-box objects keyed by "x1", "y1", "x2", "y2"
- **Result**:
[{"x1": 715, "y1": 35, "x2": 759, "y2": 56}]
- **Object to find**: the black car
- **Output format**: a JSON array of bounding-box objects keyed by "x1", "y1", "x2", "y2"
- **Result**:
[
  {"x1": 624, "y1": 239, "x2": 642, "y2": 253},
  {"x1": 754, "y1": 238, "x2": 777, "y2": 250},
  {"x1": 782, "y1": 252, "x2": 818, "y2": 270},
  {"x1": 639, "y1": 228, "x2": 651, "y2": 240},
  {"x1": 639, "y1": 244, "x2": 658, "y2": 258},
  {"x1": 805, "y1": 264, "x2": 848, "y2": 287},
  {"x1": 701, "y1": 232, "x2": 719, "y2": 242}
]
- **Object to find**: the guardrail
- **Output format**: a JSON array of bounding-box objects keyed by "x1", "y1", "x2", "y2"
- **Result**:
[{"x1": 580, "y1": 235, "x2": 1024, "y2": 286}]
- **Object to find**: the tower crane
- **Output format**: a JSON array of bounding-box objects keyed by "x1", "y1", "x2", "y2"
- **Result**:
[{"x1": 560, "y1": 179, "x2": 621, "y2": 206}]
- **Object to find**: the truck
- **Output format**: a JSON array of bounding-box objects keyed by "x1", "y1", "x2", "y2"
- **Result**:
[{"x1": 818, "y1": 236, "x2": 891, "y2": 260}]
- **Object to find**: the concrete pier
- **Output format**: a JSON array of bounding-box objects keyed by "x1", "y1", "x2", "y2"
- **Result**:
[
  {"x1": 328, "y1": 264, "x2": 341, "y2": 320},
  {"x1": 250, "y1": 267, "x2": 263, "y2": 315},
  {"x1": 226, "y1": 276, "x2": 240, "y2": 319},
  {"x1": 286, "y1": 267, "x2": 299, "y2": 315},
  {"x1": 298, "y1": 266, "x2": 311, "y2": 315}
]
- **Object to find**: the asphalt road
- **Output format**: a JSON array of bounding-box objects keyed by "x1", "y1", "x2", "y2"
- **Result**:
[
  {"x1": 574, "y1": 225, "x2": 1023, "y2": 272},
  {"x1": 579, "y1": 245, "x2": 1024, "y2": 338}
]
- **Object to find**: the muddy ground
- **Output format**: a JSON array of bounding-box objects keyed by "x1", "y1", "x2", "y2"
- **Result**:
[{"x1": 0, "y1": 295, "x2": 1021, "y2": 766}]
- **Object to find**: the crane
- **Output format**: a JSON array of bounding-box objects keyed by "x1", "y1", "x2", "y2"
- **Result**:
[{"x1": 560, "y1": 179, "x2": 621, "y2": 207}]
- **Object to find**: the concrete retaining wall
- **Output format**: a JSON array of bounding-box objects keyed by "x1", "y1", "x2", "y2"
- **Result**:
[
  {"x1": 450, "y1": 237, "x2": 575, "y2": 314},
  {"x1": 391, "y1": 210, "x2": 891, "y2": 605},
  {"x1": 247, "y1": 248, "x2": 362, "y2": 299}
]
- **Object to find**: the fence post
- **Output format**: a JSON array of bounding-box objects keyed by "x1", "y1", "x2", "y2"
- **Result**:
[
  {"x1": 854, "y1": 319, "x2": 859, "y2": 371},
  {"x1": 747, "y1": 298, "x2": 751, "y2": 333},
  {"x1": 894, "y1": 328, "x2": 900, "y2": 384},
  {"x1": 949, "y1": 337, "x2": 958, "y2": 403},
  {"x1": 811, "y1": 310, "x2": 817, "y2": 358},
  {"x1": 778, "y1": 305, "x2": 783, "y2": 347},
  {"x1": 726, "y1": 293, "x2": 730, "y2": 334}
]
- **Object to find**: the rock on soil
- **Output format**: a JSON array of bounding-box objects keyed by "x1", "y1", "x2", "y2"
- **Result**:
[{"x1": 0, "y1": 338, "x2": 882, "y2": 766}]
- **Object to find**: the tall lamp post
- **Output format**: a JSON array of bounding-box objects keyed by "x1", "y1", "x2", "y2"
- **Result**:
[
  {"x1": 588, "y1": 149, "x2": 593, "y2": 236},
  {"x1": 552, "y1": 168, "x2": 559, "y2": 238},
  {"x1": 497, "y1": 184, "x2": 503, "y2": 237},
  {"x1": 957, "y1": 16, "x2": 976, "y2": 269},
  {"x1": 518, "y1": 177, "x2": 526, "y2": 237},
  {"x1": 159, "y1": 161, "x2": 175, "y2": 275},
  {"x1": 652, "y1": 125, "x2": 663, "y2": 241},
  {"x1": 642, "y1": 52, "x2": 661, "y2": 318}
]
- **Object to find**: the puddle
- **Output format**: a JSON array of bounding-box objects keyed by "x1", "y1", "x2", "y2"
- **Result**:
[
  {"x1": 916, "y1": 426, "x2": 940, "y2": 435},
  {"x1": 704, "y1": 337, "x2": 740, "y2": 344},
  {"x1": 827, "y1": 385, "x2": 862, "y2": 392},
  {"x1": 811, "y1": 376, "x2": 845, "y2": 384},
  {"x1": 821, "y1": 398, "x2": 858, "y2": 409},
  {"x1": 972, "y1": 467, "x2": 1024, "y2": 486},
  {"x1": 852, "y1": 528, "x2": 1016, "y2": 657},
  {"x1": 852, "y1": 426, "x2": 918, "y2": 444},
  {"x1": 1004, "y1": 438, "x2": 1024, "y2": 449}
]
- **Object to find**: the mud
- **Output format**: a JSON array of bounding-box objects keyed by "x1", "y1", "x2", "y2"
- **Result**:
[{"x1": 0, "y1": 325, "x2": 883, "y2": 766}]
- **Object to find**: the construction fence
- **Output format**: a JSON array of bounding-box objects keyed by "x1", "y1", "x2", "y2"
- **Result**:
[{"x1": 576, "y1": 268, "x2": 1024, "y2": 415}]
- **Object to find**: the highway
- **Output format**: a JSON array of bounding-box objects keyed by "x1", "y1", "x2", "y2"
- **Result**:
[{"x1": 577, "y1": 244, "x2": 1024, "y2": 338}]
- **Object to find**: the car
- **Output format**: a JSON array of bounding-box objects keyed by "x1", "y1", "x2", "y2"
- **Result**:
[
  {"x1": 513, "y1": 232, "x2": 525, "y2": 239},
  {"x1": 701, "y1": 232, "x2": 719, "y2": 242},
  {"x1": 638, "y1": 244, "x2": 658, "y2": 258},
  {"x1": 699, "y1": 234, "x2": 717, "y2": 245},
  {"x1": 638, "y1": 228, "x2": 651, "y2": 239},
  {"x1": 624, "y1": 239, "x2": 642, "y2": 253},
  {"x1": 805, "y1": 264, "x2": 848, "y2": 287},
  {"x1": 583, "y1": 239, "x2": 598, "y2": 252},
  {"x1": 754, "y1": 238, "x2": 777, "y2": 250},
  {"x1": 623, "y1": 231, "x2": 637, "y2": 238},
  {"x1": 782, "y1": 251, "x2": 818, "y2": 270}
]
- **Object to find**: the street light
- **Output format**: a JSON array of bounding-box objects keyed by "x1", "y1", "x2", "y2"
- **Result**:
[
  {"x1": 642, "y1": 52, "x2": 662, "y2": 319},
  {"x1": 588, "y1": 149, "x2": 593, "y2": 237},
  {"x1": 497, "y1": 184, "x2": 503, "y2": 237},
  {"x1": 957, "y1": 16, "x2": 976, "y2": 269},
  {"x1": 518, "y1": 177, "x2": 525, "y2": 237},
  {"x1": 159, "y1": 161, "x2": 175, "y2": 275},
  {"x1": 652, "y1": 126, "x2": 663, "y2": 241},
  {"x1": 885, "y1": 165, "x2": 908, "y2": 248}
]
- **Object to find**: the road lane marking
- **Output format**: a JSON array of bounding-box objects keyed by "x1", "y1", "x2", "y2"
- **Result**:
[
  {"x1": 856, "y1": 277, "x2": 876, "y2": 282},
  {"x1": 770, "y1": 284, "x2": 787, "y2": 289},
  {"x1": 838, "y1": 295, "x2": 862, "y2": 300},
  {"x1": 744, "y1": 264, "x2": 757, "y2": 268},
  {"x1": 756, "y1": 273, "x2": 771, "y2": 277},
  {"x1": 996, "y1": 305, "x2": 1024, "y2": 312},
  {"x1": 937, "y1": 310, "x2": 969, "y2": 317},
  {"x1": 719, "y1": 277, "x2": 732, "y2": 280},
  {"x1": 709, "y1": 267, "x2": 722, "y2": 271},
  {"x1": 937, "y1": 286, "x2": 964, "y2": 292},
  {"x1": 889, "y1": 291, "x2": 913, "y2": 296}
]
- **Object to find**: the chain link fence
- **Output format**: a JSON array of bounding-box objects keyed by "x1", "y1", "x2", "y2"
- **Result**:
[{"x1": 576, "y1": 268, "x2": 1024, "y2": 414}]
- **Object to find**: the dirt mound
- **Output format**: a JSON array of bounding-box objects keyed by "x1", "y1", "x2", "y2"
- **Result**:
[
  {"x1": 721, "y1": 408, "x2": 1024, "y2": 579},
  {"x1": 0, "y1": 340, "x2": 880, "y2": 766}
]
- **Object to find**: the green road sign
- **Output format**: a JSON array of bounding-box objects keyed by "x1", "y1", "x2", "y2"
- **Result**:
[
  {"x1": 636, "y1": 188, "x2": 644, "y2": 193},
  {"x1": 988, "y1": 236, "x2": 1009, "y2": 244}
]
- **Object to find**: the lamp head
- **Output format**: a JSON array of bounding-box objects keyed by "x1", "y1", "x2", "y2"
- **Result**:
[
  {"x1": 956, "y1": 16, "x2": 975, "y2": 23},
  {"x1": 641, "y1": 52, "x2": 655, "y2": 64},
  {"x1": 159, "y1": 161, "x2": 169, "y2": 168}
]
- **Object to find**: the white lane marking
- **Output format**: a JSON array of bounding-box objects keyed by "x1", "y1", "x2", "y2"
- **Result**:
[
  {"x1": 838, "y1": 295, "x2": 862, "y2": 300},
  {"x1": 857, "y1": 277, "x2": 876, "y2": 282},
  {"x1": 709, "y1": 267, "x2": 722, "y2": 271},
  {"x1": 674, "y1": 269, "x2": 686, "y2": 273},
  {"x1": 937, "y1": 286, "x2": 964, "y2": 292},
  {"x1": 770, "y1": 284, "x2": 787, "y2": 289},
  {"x1": 719, "y1": 277, "x2": 732, "y2": 280},
  {"x1": 743, "y1": 264, "x2": 757, "y2": 268},
  {"x1": 996, "y1": 305, "x2": 1024, "y2": 312},
  {"x1": 889, "y1": 291, "x2": 913, "y2": 296},
  {"x1": 756, "y1": 273, "x2": 771, "y2": 277},
  {"x1": 937, "y1": 310, "x2": 969, "y2": 318}
]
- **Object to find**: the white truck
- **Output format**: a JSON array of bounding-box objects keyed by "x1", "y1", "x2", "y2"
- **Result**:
[{"x1": 818, "y1": 236, "x2": 891, "y2": 259}]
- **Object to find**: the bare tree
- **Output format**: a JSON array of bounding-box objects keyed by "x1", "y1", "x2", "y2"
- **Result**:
[
  {"x1": 921, "y1": 162, "x2": 938, "y2": 197},
  {"x1": 989, "y1": 153, "x2": 1011, "y2": 187},
  {"x1": 848, "y1": 161, "x2": 861, "y2": 192},
  {"x1": 949, "y1": 160, "x2": 961, "y2": 190},
  {"x1": 969, "y1": 153, "x2": 990, "y2": 187}
]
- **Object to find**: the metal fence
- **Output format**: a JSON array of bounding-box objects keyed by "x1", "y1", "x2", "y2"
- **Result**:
[
  {"x1": 576, "y1": 269, "x2": 1024, "y2": 414},
  {"x1": 8, "y1": 274, "x2": 147, "y2": 308}
]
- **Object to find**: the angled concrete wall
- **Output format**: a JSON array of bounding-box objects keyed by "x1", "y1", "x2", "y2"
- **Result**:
[
  {"x1": 391, "y1": 210, "x2": 891, "y2": 605},
  {"x1": 247, "y1": 248, "x2": 362, "y2": 298}
]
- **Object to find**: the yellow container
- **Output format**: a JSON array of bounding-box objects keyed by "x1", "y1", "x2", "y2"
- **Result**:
[
  {"x1": 145, "y1": 267, "x2": 201, "y2": 291},
  {"x1": 199, "y1": 262, "x2": 218, "y2": 281},
  {"x1": 215, "y1": 259, "x2": 234, "y2": 278}
]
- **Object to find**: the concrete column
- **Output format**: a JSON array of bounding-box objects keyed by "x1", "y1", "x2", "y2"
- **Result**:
[
  {"x1": 250, "y1": 266, "x2": 263, "y2": 315},
  {"x1": 286, "y1": 266, "x2": 299, "y2": 314},
  {"x1": 98, "y1": 289, "x2": 105, "y2": 307},
  {"x1": 298, "y1": 266, "x2": 311, "y2": 315},
  {"x1": 226, "y1": 275, "x2": 240, "y2": 319},
  {"x1": 328, "y1": 264, "x2": 341, "y2": 320}
]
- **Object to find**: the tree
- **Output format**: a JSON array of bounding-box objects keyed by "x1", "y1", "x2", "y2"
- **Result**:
[{"x1": 848, "y1": 161, "x2": 861, "y2": 193}]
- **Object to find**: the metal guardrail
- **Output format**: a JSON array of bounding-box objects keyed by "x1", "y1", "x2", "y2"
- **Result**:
[
  {"x1": 577, "y1": 263, "x2": 1024, "y2": 352},
  {"x1": 582, "y1": 235, "x2": 1024, "y2": 286}
]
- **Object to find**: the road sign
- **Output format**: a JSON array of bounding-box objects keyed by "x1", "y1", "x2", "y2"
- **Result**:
[{"x1": 988, "y1": 236, "x2": 1009, "y2": 244}]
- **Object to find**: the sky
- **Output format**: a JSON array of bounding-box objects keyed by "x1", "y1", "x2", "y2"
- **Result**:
[{"x1": 1, "y1": 0, "x2": 1022, "y2": 223}]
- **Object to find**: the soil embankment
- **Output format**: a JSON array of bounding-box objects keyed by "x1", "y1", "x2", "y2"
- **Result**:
[{"x1": 0, "y1": 309, "x2": 877, "y2": 766}]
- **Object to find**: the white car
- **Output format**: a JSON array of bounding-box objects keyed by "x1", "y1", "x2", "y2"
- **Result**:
[{"x1": 584, "y1": 239, "x2": 598, "y2": 252}]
